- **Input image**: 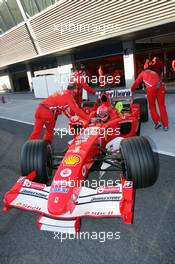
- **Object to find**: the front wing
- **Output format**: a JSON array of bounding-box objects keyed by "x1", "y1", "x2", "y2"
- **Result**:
[{"x1": 3, "y1": 172, "x2": 134, "y2": 234}]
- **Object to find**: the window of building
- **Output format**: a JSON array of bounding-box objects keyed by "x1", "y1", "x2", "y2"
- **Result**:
[
  {"x1": 0, "y1": 0, "x2": 23, "y2": 34},
  {"x1": 20, "y1": 0, "x2": 57, "y2": 18},
  {"x1": 0, "y1": 0, "x2": 59, "y2": 34}
]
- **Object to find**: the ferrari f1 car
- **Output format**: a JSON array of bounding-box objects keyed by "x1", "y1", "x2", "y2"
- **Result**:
[{"x1": 3, "y1": 89, "x2": 159, "y2": 234}]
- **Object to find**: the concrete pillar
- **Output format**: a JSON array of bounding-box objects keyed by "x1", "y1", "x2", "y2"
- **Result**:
[
  {"x1": 8, "y1": 71, "x2": 14, "y2": 92},
  {"x1": 123, "y1": 41, "x2": 135, "y2": 89},
  {"x1": 26, "y1": 66, "x2": 34, "y2": 92}
]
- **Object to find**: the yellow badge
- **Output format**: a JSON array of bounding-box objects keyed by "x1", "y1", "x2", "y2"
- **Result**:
[{"x1": 64, "y1": 155, "x2": 80, "y2": 166}]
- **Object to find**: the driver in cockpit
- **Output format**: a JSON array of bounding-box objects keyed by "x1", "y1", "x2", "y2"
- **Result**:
[{"x1": 89, "y1": 93, "x2": 121, "y2": 123}]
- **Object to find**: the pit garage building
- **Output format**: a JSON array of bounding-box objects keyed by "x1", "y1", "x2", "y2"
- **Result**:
[{"x1": 0, "y1": 0, "x2": 175, "y2": 96}]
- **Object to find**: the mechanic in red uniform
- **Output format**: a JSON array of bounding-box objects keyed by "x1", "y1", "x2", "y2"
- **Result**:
[
  {"x1": 29, "y1": 89, "x2": 89, "y2": 144},
  {"x1": 69, "y1": 64, "x2": 95, "y2": 107},
  {"x1": 98, "y1": 65, "x2": 106, "y2": 87},
  {"x1": 131, "y1": 67, "x2": 168, "y2": 130},
  {"x1": 112, "y1": 68, "x2": 123, "y2": 85}
]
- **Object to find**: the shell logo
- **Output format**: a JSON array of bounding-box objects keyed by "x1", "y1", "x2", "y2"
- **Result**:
[
  {"x1": 84, "y1": 211, "x2": 90, "y2": 215},
  {"x1": 16, "y1": 202, "x2": 22, "y2": 206},
  {"x1": 64, "y1": 155, "x2": 80, "y2": 166}
]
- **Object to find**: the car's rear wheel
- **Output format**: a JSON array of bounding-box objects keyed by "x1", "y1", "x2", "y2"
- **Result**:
[
  {"x1": 133, "y1": 98, "x2": 148, "y2": 122},
  {"x1": 20, "y1": 140, "x2": 53, "y2": 183},
  {"x1": 120, "y1": 136, "x2": 159, "y2": 188}
]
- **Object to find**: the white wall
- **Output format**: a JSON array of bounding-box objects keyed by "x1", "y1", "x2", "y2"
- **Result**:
[
  {"x1": 33, "y1": 76, "x2": 48, "y2": 98},
  {"x1": 32, "y1": 54, "x2": 73, "y2": 98},
  {"x1": 32, "y1": 63, "x2": 73, "y2": 98},
  {"x1": 0, "y1": 74, "x2": 12, "y2": 92}
]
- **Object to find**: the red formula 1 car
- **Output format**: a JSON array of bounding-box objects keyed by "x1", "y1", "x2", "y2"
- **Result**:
[{"x1": 3, "y1": 90, "x2": 159, "y2": 233}]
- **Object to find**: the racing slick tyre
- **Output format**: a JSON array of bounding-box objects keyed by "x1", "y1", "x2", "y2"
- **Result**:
[
  {"x1": 120, "y1": 136, "x2": 159, "y2": 188},
  {"x1": 20, "y1": 140, "x2": 53, "y2": 183},
  {"x1": 133, "y1": 98, "x2": 148, "y2": 122}
]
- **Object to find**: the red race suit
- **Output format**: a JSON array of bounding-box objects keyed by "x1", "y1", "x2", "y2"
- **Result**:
[
  {"x1": 131, "y1": 69, "x2": 168, "y2": 128},
  {"x1": 69, "y1": 70, "x2": 95, "y2": 106},
  {"x1": 29, "y1": 90, "x2": 88, "y2": 143}
]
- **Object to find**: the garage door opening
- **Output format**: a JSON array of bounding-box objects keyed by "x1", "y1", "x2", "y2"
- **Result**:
[
  {"x1": 77, "y1": 54, "x2": 125, "y2": 87},
  {"x1": 11, "y1": 71, "x2": 30, "y2": 92}
]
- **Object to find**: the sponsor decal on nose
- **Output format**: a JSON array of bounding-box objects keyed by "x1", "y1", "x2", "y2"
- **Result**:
[
  {"x1": 60, "y1": 168, "x2": 72, "y2": 177},
  {"x1": 63, "y1": 155, "x2": 81, "y2": 165}
]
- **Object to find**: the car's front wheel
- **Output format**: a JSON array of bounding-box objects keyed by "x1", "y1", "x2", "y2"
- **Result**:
[
  {"x1": 120, "y1": 136, "x2": 159, "y2": 188},
  {"x1": 20, "y1": 140, "x2": 53, "y2": 183}
]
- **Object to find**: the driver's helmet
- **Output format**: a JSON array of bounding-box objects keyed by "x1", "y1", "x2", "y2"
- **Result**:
[{"x1": 97, "y1": 104, "x2": 109, "y2": 122}]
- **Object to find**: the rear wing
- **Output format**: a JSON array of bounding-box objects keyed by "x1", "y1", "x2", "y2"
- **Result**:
[{"x1": 96, "y1": 87, "x2": 132, "y2": 105}]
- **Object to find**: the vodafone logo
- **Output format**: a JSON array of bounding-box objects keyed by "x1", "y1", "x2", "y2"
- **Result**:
[
  {"x1": 60, "y1": 168, "x2": 72, "y2": 178},
  {"x1": 23, "y1": 180, "x2": 45, "y2": 190},
  {"x1": 97, "y1": 186, "x2": 120, "y2": 194}
]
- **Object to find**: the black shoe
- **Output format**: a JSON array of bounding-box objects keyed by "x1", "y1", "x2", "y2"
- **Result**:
[
  {"x1": 154, "y1": 122, "x2": 161, "y2": 129},
  {"x1": 163, "y1": 127, "x2": 168, "y2": 131}
]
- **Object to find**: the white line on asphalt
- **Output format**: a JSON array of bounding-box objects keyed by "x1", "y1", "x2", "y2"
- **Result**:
[
  {"x1": 0, "y1": 116, "x2": 175, "y2": 157},
  {"x1": 0, "y1": 116, "x2": 34, "y2": 126},
  {"x1": 152, "y1": 149, "x2": 175, "y2": 157}
]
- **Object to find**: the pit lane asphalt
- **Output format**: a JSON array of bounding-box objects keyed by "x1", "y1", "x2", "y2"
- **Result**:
[{"x1": 0, "y1": 118, "x2": 175, "y2": 264}]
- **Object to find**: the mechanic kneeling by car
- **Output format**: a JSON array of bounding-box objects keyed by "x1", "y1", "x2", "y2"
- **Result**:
[{"x1": 29, "y1": 87, "x2": 89, "y2": 144}]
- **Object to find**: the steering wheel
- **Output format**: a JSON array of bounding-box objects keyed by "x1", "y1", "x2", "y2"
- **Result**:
[{"x1": 89, "y1": 117, "x2": 103, "y2": 124}]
